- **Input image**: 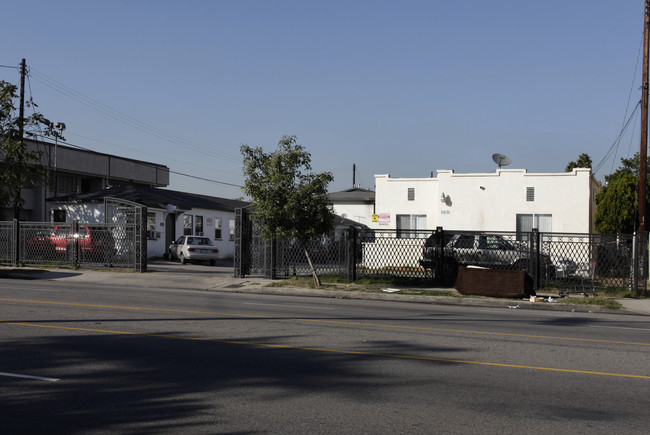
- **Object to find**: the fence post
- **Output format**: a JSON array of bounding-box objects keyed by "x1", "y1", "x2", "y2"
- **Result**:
[
  {"x1": 346, "y1": 226, "x2": 357, "y2": 282},
  {"x1": 13, "y1": 219, "x2": 19, "y2": 266},
  {"x1": 72, "y1": 220, "x2": 79, "y2": 268},
  {"x1": 234, "y1": 208, "x2": 242, "y2": 277},
  {"x1": 633, "y1": 231, "x2": 648, "y2": 297},
  {"x1": 528, "y1": 228, "x2": 542, "y2": 290},
  {"x1": 434, "y1": 226, "x2": 444, "y2": 286}
]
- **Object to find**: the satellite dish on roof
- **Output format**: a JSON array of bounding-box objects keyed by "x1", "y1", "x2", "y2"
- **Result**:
[{"x1": 492, "y1": 153, "x2": 512, "y2": 168}]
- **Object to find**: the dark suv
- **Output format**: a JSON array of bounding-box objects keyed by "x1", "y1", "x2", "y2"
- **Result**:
[{"x1": 419, "y1": 233, "x2": 555, "y2": 283}]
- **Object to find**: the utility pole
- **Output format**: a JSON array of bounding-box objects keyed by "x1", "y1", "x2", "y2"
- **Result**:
[
  {"x1": 18, "y1": 58, "x2": 25, "y2": 141},
  {"x1": 352, "y1": 163, "x2": 356, "y2": 187},
  {"x1": 13, "y1": 59, "x2": 27, "y2": 220},
  {"x1": 639, "y1": 1, "x2": 649, "y2": 232}
]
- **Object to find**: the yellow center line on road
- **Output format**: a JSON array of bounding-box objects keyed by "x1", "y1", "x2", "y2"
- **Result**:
[
  {"x1": 2, "y1": 297, "x2": 650, "y2": 348},
  {"x1": 3, "y1": 320, "x2": 650, "y2": 380}
]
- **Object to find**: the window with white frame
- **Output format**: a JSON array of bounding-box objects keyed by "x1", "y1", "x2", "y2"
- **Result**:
[
  {"x1": 214, "y1": 218, "x2": 222, "y2": 240},
  {"x1": 396, "y1": 214, "x2": 427, "y2": 238},
  {"x1": 516, "y1": 214, "x2": 552, "y2": 240},
  {"x1": 229, "y1": 219, "x2": 235, "y2": 241},
  {"x1": 183, "y1": 215, "x2": 193, "y2": 235},
  {"x1": 147, "y1": 212, "x2": 156, "y2": 230}
]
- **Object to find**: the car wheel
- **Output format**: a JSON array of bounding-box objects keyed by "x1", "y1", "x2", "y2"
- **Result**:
[
  {"x1": 180, "y1": 253, "x2": 186, "y2": 265},
  {"x1": 209, "y1": 259, "x2": 216, "y2": 266}
]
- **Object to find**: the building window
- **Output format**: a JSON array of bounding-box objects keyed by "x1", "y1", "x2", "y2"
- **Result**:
[
  {"x1": 52, "y1": 209, "x2": 66, "y2": 223},
  {"x1": 396, "y1": 214, "x2": 426, "y2": 238},
  {"x1": 516, "y1": 214, "x2": 552, "y2": 240},
  {"x1": 147, "y1": 212, "x2": 156, "y2": 230},
  {"x1": 229, "y1": 219, "x2": 235, "y2": 241},
  {"x1": 526, "y1": 187, "x2": 535, "y2": 201},
  {"x1": 214, "y1": 218, "x2": 222, "y2": 240},
  {"x1": 408, "y1": 188, "x2": 415, "y2": 201},
  {"x1": 195, "y1": 215, "x2": 203, "y2": 236},
  {"x1": 183, "y1": 215, "x2": 193, "y2": 235},
  {"x1": 57, "y1": 175, "x2": 78, "y2": 194}
]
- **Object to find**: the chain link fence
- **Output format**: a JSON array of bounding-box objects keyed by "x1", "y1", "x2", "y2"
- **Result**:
[
  {"x1": 0, "y1": 220, "x2": 16, "y2": 266},
  {"x1": 1, "y1": 220, "x2": 144, "y2": 271},
  {"x1": 234, "y1": 210, "x2": 648, "y2": 296}
]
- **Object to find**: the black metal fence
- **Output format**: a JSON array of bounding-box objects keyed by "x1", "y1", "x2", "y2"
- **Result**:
[
  {"x1": 0, "y1": 219, "x2": 146, "y2": 271},
  {"x1": 234, "y1": 212, "x2": 648, "y2": 296}
]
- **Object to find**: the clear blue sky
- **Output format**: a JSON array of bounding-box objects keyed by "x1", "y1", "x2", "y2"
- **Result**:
[{"x1": 1, "y1": 0, "x2": 645, "y2": 198}]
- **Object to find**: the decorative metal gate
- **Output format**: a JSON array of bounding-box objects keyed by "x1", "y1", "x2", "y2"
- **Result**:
[
  {"x1": 104, "y1": 197, "x2": 147, "y2": 272},
  {"x1": 0, "y1": 220, "x2": 16, "y2": 266},
  {"x1": 234, "y1": 207, "x2": 275, "y2": 278}
]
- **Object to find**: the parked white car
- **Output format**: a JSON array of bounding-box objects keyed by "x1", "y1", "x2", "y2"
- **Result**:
[{"x1": 168, "y1": 236, "x2": 219, "y2": 265}]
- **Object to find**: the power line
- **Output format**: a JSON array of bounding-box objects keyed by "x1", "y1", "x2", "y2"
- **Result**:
[
  {"x1": 593, "y1": 100, "x2": 641, "y2": 176},
  {"x1": 27, "y1": 134, "x2": 243, "y2": 190},
  {"x1": 27, "y1": 67, "x2": 243, "y2": 164}
]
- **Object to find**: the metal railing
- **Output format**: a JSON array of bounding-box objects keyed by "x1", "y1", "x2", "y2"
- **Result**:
[
  {"x1": 234, "y1": 216, "x2": 648, "y2": 296},
  {"x1": 1, "y1": 220, "x2": 143, "y2": 271}
]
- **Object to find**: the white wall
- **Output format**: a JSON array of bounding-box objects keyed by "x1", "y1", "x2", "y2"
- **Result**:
[
  {"x1": 51, "y1": 203, "x2": 105, "y2": 223},
  {"x1": 373, "y1": 174, "x2": 439, "y2": 230},
  {"x1": 373, "y1": 168, "x2": 600, "y2": 233},
  {"x1": 172, "y1": 208, "x2": 238, "y2": 259},
  {"x1": 331, "y1": 203, "x2": 375, "y2": 227},
  {"x1": 48, "y1": 204, "x2": 240, "y2": 260}
]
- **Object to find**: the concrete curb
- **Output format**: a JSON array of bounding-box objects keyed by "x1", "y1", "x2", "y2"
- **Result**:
[{"x1": 1, "y1": 265, "x2": 647, "y2": 316}]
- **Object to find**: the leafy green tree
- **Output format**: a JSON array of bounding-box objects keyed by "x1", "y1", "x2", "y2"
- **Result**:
[
  {"x1": 0, "y1": 80, "x2": 54, "y2": 219},
  {"x1": 594, "y1": 152, "x2": 650, "y2": 234},
  {"x1": 241, "y1": 135, "x2": 334, "y2": 286},
  {"x1": 565, "y1": 153, "x2": 592, "y2": 172}
]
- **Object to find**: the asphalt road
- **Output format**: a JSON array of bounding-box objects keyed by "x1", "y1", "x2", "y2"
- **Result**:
[{"x1": 1, "y1": 278, "x2": 650, "y2": 434}]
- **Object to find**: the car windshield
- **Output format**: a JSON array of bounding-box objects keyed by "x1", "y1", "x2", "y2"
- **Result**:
[
  {"x1": 53, "y1": 227, "x2": 70, "y2": 236},
  {"x1": 188, "y1": 237, "x2": 213, "y2": 246}
]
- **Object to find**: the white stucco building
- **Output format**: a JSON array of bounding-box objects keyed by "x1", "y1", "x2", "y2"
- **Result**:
[
  {"x1": 328, "y1": 187, "x2": 375, "y2": 227},
  {"x1": 48, "y1": 185, "x2": 248, "y2": 259},
  {"x1": 371, "y1": 168, "x2": 600, "y2": 235}
]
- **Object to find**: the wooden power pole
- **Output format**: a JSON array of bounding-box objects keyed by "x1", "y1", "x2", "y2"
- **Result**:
[
  {"x1": 13, "y1": 58, "x2": 27, "y2": 220},
  {"x1": 639, "y1": 1, "x2": 650, "y2": 232}
]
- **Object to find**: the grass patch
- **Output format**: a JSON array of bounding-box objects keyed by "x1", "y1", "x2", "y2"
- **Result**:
[
  {"x1": 558, "y1": 297, "x2": 622, "y2": 310},
  {"x1": 266, "y1": 276, "x2": 459, "y2": 297}
]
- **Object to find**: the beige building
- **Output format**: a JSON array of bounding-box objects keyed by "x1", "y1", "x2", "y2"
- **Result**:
[{"x1": 3, "y1": 138, "x2": 169, "y2": 221}]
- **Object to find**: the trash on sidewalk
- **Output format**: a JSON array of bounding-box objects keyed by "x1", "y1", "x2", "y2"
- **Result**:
[
  {"x1": 382, "y1": 288, "x2": 401, "y2": 293},
  {"x1": 507, "y1": 305, "x2": 520, "y2": 309}
]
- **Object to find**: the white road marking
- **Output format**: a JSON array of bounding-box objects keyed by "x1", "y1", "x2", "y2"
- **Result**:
[{"x1": 0, "y1": 371, "x2": 60, "y2": 382}]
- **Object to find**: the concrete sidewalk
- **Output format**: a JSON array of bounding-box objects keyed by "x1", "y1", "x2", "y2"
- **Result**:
[{"x1": 2, "y1": 261, "x2": 650, "y2": 316}]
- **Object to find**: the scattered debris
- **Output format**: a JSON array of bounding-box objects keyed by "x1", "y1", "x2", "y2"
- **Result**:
[
  {"x1": 507, "y1": 305, "x2": 520, "y2": 309},
  {"x1": 382, "y1": 288, "x2": 401, "y2": 293}
]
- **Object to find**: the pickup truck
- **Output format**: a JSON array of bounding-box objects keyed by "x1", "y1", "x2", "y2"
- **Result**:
[{"x1": 50, "y1": 225, "x2": 116, "y2": 261}]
